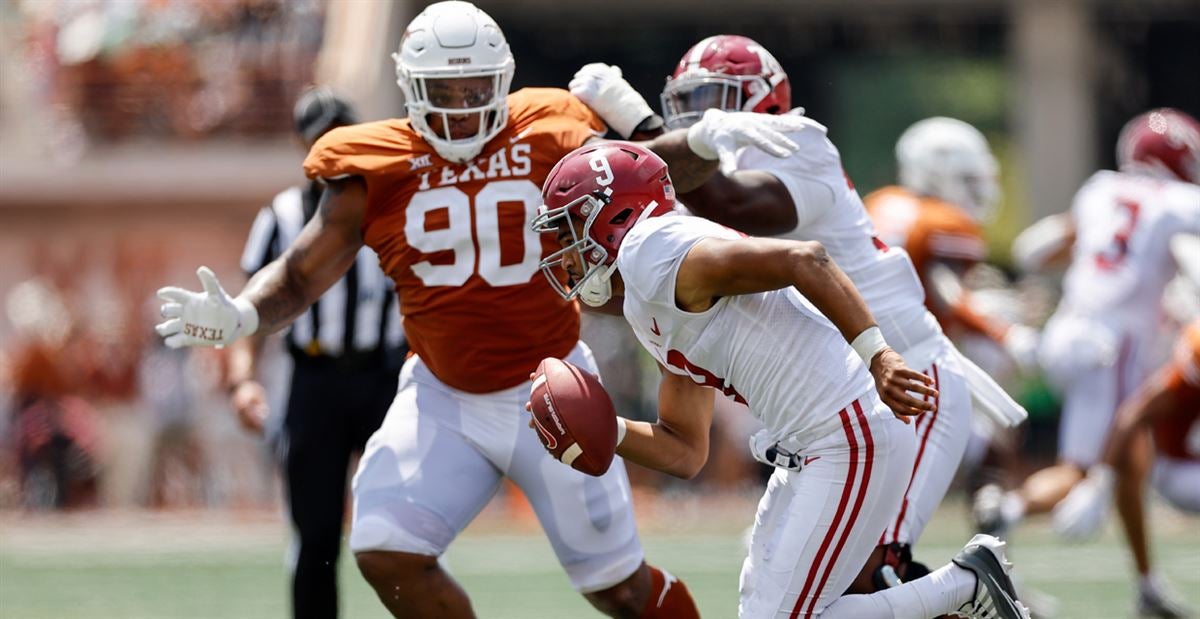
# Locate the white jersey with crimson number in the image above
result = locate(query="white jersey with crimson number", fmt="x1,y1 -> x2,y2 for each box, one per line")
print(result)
617,214 -> 873,452
1062,171 -> 1200,325
1042,171 -> 1200,468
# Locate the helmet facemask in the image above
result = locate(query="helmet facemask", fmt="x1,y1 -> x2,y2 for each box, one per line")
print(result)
661,73 -> 758,130
396,64 -> 513,163
531,193 -> 619,307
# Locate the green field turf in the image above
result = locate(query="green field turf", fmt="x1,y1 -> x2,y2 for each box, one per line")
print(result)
1,498 -> 1197,618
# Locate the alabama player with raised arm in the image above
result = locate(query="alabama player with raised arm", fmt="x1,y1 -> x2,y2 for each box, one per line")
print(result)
530,141 -> 1029,619
983,108 -> 1200,539
152,3 -> 806,617
567,35 -> 1027,591
1053,320 -> 1200,618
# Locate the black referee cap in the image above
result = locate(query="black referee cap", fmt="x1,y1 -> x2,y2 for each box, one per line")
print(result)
294,87 -> 358,144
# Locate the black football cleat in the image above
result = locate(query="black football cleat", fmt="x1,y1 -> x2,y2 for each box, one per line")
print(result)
952,534 -> 1031,619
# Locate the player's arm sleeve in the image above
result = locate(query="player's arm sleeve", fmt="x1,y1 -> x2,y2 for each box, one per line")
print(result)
736,132 -> 837,232
240,206 -> 279,276
554,92 -> 608,151
618,218 -> 734,306
302,127 -> 367,181
1011,213 -> 1075,273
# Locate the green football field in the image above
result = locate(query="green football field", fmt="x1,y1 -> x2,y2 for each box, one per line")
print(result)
1,496 -> 1197,619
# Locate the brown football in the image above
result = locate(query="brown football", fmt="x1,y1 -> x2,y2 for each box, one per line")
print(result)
528,357 -> 618,476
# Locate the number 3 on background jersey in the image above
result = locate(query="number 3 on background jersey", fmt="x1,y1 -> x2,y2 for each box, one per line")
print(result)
1094,198 -> 1140,270
405,180 -> 544,287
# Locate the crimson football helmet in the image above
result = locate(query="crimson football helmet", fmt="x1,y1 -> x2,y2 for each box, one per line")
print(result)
661,35 -> 791,130
532,142 -> 676,306
1116,108 -> 1200,185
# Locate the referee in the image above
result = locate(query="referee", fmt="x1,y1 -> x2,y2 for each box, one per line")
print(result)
226,88 -> 406,619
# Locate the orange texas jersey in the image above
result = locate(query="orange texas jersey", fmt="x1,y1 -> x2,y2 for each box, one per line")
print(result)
1154,321 -> 1200,461
866,185 -> 989,329
865,186 -> 987,278
304,88 -> 604,394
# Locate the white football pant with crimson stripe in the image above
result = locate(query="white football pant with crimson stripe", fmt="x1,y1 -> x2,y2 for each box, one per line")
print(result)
740,396 -> 916,617
880,335 -> 972,547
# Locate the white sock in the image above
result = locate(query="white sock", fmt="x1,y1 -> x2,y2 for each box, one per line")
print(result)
1001,491 -> 1027,526
1139,571 -> 1164,595
821,563 -> 976,619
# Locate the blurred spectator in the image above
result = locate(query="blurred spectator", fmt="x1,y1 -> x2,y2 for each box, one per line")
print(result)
9,0 -> 325,161
4,278 -> 100,510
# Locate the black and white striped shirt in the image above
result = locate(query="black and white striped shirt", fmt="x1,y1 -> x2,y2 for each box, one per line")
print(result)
240,182 -> 404,357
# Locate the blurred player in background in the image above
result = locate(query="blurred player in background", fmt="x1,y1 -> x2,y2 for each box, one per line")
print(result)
532,141 -> 1030,619
866,118 -> 1038,370
153,2 -> 804,616
980,109 -> 1200,543
1054,320 -> 1200,619
568,35 -> 1027,591
225,88 -> 406,619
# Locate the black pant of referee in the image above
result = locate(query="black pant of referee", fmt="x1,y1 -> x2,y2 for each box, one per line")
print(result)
278,347 -> 403,619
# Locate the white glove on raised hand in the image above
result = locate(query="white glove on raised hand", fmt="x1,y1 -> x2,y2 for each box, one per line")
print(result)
687,108 -> 807,169
569,63 -> 659,139
156,266 -> 258,349
1003,323 -> 1041,373
1052,464 -> 1114,541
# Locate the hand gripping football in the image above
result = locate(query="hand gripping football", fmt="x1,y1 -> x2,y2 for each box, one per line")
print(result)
528,357 -> 618,476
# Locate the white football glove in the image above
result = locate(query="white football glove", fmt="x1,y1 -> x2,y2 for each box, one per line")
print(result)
687,108 -> 806,169
1052,464 -> 1114,541
569,62 -> 659,139
1002,323 -> 1041,373
156,266 -> 258,349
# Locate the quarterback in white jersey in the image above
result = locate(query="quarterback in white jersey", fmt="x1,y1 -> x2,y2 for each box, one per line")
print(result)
998,108 -> 1200,535
531,142 -> 1029,619
569,34 -> 1026,586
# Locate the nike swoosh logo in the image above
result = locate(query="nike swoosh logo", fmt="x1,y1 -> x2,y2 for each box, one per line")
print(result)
804,455 -> 821,466
650,317 -> 661,337
510,128 -> 533,143
657,570 -> 678,608
531,413 -> 557,449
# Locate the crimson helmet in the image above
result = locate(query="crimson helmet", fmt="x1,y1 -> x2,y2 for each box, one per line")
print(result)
531,142 -> 676,306
661,35 -> 791,130
1116,108 -> 1200,185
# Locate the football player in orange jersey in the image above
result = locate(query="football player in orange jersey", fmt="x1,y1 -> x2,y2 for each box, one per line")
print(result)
1053,320 -> 1200,618
864,118 -> 1039,369
153,2 -> 808,617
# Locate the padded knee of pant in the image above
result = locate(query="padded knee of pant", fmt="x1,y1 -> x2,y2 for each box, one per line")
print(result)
349,500 -> 455,556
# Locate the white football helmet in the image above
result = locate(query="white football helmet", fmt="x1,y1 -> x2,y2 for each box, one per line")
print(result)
393,1 -> 515,163
896,117 -> 1000,221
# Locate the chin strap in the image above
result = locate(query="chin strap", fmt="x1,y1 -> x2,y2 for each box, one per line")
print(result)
578,262 -> 618,307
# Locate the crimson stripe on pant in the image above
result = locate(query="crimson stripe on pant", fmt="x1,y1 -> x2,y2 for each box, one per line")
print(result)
801,400 -> 876,617
790,406 -> 858,619
886,364 -> 940,544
